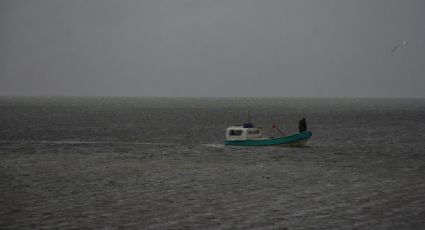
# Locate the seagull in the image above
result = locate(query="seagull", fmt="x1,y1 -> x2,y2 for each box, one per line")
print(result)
391,40 -> 408,53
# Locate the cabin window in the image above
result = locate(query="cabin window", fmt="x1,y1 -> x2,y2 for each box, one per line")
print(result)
248,130 -> 260,134
229,130 -> 243,136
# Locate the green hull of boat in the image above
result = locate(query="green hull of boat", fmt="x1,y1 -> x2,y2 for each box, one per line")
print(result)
225,131 -> 312,147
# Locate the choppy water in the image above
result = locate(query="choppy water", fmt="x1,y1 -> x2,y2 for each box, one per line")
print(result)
0,97 -> 424,229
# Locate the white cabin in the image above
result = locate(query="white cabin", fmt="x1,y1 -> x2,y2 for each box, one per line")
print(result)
225,123 -> 263,141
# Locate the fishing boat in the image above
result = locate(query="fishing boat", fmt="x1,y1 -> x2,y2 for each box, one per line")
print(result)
224,120 -> 312,147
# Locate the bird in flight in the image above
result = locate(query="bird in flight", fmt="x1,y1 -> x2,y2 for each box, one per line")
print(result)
391,40 -> 408,53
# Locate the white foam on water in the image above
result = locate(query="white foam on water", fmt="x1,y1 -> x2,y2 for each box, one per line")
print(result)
202,143 -> 225,148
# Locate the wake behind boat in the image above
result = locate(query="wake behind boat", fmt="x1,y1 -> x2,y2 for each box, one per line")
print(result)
224,118 -> 312,147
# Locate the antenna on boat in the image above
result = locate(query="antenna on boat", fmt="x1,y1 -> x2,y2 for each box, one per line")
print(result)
391,40 -> 408,53
247,111 -> 251,123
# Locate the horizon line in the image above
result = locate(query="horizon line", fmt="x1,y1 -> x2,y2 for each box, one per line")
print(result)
0,95 -> 424,100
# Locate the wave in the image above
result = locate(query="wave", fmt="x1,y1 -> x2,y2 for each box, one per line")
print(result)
202,143 -> 225,148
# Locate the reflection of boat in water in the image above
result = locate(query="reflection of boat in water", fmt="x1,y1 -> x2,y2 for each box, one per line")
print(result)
224,120 -> 312,147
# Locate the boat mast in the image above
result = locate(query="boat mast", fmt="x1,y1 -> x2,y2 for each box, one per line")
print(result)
272,121 -> 285,135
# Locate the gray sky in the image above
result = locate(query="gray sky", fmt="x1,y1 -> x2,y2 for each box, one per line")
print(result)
1,0 -> 424,97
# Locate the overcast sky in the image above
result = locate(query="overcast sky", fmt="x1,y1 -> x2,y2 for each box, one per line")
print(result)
1,0 -> 424,97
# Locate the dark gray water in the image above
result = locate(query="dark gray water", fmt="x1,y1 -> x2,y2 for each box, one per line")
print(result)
1,97 -> 424,229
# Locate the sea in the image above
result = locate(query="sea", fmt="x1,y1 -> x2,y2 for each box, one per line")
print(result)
0,97 -> 424,229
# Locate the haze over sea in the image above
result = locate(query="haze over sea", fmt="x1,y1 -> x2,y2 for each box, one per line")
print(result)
0,97 -> 424,229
